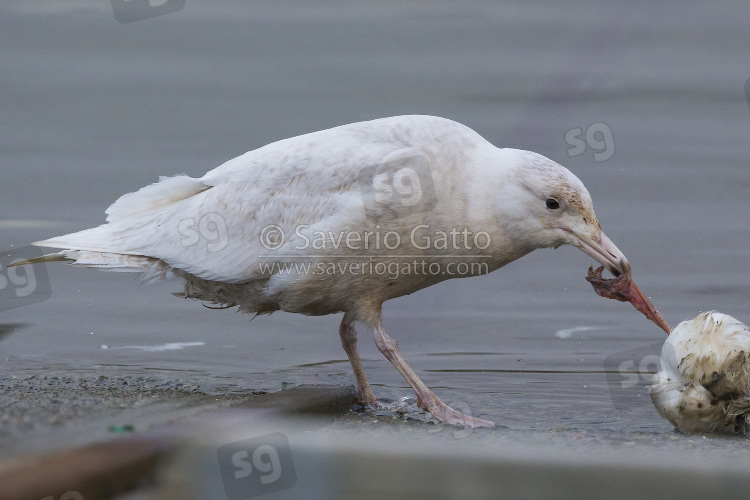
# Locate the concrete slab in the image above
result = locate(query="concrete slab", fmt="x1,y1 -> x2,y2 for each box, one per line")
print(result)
161,423 -> 750,500
0,385 -> 356,500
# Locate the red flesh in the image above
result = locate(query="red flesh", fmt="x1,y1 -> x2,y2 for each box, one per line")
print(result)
585,265 -> 671,335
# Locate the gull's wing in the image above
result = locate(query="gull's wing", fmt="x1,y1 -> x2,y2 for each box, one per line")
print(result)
35,116 -> 483,283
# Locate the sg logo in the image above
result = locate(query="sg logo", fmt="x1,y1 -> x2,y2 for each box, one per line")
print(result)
565,122 -> 615,162
0,246 -> 52,312
177,212 -> 229,252
359,154 -> 437,221
217,432 -> 296,499
111,0 -> 186,24
603,342 -> 663,410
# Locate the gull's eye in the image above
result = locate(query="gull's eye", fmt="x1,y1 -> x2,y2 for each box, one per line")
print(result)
546,198 -> 560,210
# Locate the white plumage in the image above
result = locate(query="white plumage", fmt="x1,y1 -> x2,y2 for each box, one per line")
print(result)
23,115 -> 652,427
651,311 -> 750,434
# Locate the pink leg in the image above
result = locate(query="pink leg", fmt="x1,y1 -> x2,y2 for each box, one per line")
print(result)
373,318 -> 495,428
339,314 -> 377,406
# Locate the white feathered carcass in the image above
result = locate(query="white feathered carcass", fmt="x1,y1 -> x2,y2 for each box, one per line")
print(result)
651,311 -> 750,434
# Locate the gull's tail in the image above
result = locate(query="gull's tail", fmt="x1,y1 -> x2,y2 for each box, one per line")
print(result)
10,174 -> 210,282
8,252 -> 72,266
10,247 -> 172,282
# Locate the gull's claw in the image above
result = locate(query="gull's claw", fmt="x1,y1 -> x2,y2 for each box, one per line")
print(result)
418,394 -> 496,428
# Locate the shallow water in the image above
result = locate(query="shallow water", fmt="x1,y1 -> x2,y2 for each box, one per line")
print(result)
2,0 -> 750,437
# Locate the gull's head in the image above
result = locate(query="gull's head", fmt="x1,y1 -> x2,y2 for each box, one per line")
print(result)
509,150 -> 630,278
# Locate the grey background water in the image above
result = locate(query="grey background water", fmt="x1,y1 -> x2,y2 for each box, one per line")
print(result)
1,1 -> 749,436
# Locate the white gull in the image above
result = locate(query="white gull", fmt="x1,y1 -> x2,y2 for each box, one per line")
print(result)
15,115 -> 661,427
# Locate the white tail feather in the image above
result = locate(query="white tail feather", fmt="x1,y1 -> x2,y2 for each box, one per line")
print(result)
105,175 -> 210,222
64,250 -> 173,282
34,225 -> 113,253
9,250 -> 173,282
27,175 -> 211,282
30,174 -> 213,281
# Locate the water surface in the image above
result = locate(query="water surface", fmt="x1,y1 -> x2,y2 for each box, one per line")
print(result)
2,0 -> 750,437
